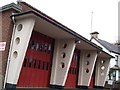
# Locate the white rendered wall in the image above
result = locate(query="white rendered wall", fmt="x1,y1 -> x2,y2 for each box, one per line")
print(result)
95,57 -> 110,87
4,16 -> 35,85
78,50 -> 97,86
50,39 -> 76,86
118,55 -> 120,67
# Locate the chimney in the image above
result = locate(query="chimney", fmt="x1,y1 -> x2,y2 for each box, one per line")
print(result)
115,40 -> 120,46
17,0 -> 23,2
17,0 -> 23,4
90,31 -> 99,38
118,40 -> 120,46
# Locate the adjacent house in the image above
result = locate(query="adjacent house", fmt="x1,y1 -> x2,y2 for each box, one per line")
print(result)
90,32 -> 120,85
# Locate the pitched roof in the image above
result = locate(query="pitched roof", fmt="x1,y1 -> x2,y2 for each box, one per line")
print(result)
91,37 -> 120,55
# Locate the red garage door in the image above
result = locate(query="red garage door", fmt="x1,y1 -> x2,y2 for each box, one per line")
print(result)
89,66 -> 95,88
17,31 -> 54,87
65,49 -> 80,88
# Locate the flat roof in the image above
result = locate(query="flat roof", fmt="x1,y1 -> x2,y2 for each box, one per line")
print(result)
0,3 -> 22,12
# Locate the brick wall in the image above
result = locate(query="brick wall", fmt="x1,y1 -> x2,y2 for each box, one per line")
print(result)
18,2 -> 33,12
0,10 -> 3,89
18,2 -> 41,14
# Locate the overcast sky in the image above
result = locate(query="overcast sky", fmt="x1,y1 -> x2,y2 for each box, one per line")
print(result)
0,0 -> 119,43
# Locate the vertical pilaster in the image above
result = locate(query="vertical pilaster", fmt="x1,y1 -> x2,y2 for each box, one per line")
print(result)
118,1 -> 120,42
78,50 -> 97,87
4,16 -> 35,88
50,39 -> 76,89
95,57 -> 110,87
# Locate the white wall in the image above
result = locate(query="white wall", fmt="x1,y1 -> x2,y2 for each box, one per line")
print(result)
4,16 -> 35,86
118,55 -> 120,67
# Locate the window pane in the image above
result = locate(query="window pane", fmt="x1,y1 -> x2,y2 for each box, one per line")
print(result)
23,58 -> 27,67
38,61 -> 41,69
31,40 -> 35,50
48,44 -> 51,53
39,42 -> 44,52
46,62 -> 49,70
29,58 -> 32,67
36,42 -> 39,51
44,43 -> 48,52
33,59 -> 36,68
42,61 -> 45,70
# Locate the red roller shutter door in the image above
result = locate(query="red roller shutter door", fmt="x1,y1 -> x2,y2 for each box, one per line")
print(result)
17,31 -> 54,87
65,49 -> 80,88
89,66 -> 95,88
89,73 -> 95,88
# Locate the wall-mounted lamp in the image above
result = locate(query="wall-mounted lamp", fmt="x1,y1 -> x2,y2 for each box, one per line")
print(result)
97,51 -> 102,54
75,40 -> 81,44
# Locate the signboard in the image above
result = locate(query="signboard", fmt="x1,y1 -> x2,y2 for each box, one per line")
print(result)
0,42 -> 6,51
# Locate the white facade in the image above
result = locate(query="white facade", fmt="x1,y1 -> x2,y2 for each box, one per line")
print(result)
118,55 -> 120,67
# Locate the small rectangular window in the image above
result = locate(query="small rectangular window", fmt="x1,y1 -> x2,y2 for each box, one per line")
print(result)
42,61 -> 45,70
39,42 -> 44,52
23,58 -> 27,67
29,58 -> 32,67
46,62 -> 49,70
69,68 -> 71,74
38,61 -> 41,69
44,43 -> 48,52
70,67 -> 72,74
48,44 -> 52,53
75,55 -> 78,61
28,41 -> 32,49
33,59 -> 36,68
35,42 -> 39,51
48,42 -> 54,53
31,40 -> 35,50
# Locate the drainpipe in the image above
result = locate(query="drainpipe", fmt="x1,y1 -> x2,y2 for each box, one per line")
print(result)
3,14 -> 16,88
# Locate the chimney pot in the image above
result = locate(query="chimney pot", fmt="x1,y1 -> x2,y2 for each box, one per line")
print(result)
90,31 -> 99,38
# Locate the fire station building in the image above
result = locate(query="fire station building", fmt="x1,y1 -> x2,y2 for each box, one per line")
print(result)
0,1 -> 113,89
